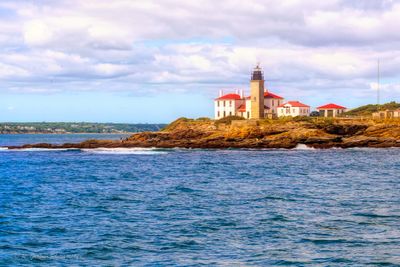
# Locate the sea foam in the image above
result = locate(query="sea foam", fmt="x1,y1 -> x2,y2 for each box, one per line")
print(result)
82,147 -> 168,155
293,144 -> 315,150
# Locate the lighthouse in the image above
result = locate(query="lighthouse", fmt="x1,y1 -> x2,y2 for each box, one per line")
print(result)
250,64 -> 265,119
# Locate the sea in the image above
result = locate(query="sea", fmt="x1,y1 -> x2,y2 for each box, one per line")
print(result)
1,134 -> 400,266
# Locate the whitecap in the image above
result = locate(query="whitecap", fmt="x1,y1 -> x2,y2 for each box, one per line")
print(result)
0,147 -> 8,151
82,147 -> 168,155
293,144 -> 315,150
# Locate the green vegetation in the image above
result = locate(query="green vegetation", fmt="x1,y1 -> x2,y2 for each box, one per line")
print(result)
162,117 -> 212,131
0,122 -> 166,134
162,117 -> 193,131
215,115 -> 244,125
344,101 -> 400,117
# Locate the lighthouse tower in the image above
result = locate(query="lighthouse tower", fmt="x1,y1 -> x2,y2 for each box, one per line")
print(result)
250,64 -> 265,119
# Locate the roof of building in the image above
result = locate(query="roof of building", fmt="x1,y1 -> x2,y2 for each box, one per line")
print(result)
215,93 -> 241,100
264,91 -> 283,99
317,103 -> 346,109
278,101 -> 310,108
244,91 -> 283,100
216,90 -> 283,101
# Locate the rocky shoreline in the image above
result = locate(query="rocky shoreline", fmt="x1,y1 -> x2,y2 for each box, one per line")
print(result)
5,117 -> 400,150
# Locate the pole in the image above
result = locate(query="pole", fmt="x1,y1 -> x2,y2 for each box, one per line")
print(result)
377,59 -> 380,106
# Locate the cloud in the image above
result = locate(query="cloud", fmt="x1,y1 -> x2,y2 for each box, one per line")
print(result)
0,0 -> 399,108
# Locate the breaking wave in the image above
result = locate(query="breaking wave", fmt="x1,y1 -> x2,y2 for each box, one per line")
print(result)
293,144 -> 315,150
81,147 -> 169,155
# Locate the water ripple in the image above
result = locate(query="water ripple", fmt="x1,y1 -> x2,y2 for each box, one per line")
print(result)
1,144 -> 400,265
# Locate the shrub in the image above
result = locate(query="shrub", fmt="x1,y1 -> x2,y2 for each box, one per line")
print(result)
196,117 -> 211,121
162,117 -> 193,131
216,115 -> 245,125
292,116 -> 313,122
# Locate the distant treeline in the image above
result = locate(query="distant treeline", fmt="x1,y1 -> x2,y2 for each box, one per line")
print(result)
0,122 -> 167,134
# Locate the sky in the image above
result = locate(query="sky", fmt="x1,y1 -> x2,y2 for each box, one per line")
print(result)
0,0 -> 399,123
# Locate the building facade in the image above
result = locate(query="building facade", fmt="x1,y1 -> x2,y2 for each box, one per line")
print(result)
372,109 -> 400,119
277,101 -> 310,117
317,103 -> 346,117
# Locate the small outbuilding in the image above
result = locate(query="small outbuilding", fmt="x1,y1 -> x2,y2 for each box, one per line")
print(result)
372,109 -> 400,119
277,101 -> 310,117
317,103 -> 346,117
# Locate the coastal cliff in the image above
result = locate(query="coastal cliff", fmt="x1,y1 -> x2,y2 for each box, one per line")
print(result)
7,117 -> 400,149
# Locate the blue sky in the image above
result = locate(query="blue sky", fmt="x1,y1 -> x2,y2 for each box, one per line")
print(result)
0,0 -> 399,123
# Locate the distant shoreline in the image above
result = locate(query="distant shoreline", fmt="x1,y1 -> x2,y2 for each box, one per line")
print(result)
0,132 -> 134,135
0,122 -> 167,135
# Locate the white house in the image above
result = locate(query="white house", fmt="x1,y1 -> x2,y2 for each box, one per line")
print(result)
214,92 -> 245,119
317,103 -> 347,117
215,91 -> 284,119
277,101 -> 310,117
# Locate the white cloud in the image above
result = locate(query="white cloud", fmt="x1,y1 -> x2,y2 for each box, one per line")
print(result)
0,0 -> 399,107
23,20 -> 53,45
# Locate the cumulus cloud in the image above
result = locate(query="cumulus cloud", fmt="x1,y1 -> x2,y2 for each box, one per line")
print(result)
0,0 -> 400,107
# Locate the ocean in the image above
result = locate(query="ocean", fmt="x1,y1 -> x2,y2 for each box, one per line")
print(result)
1,134 -> 400,266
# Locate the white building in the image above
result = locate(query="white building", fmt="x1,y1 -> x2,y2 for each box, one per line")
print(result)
214,65 -> 284,120
317,103 -> 346,117
214,91 -> 284,119
214,92 -> 244,119
277,101 -> 310,117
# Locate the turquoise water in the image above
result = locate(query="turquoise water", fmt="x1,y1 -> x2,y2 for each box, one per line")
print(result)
1,135 -> 400,266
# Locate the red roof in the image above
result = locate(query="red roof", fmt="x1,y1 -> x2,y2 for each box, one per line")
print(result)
245,91 -> 283,100
264,92 -> 283,99
317,103 -> 346,109
278,101 -> 310,108
238,103 -> 246,112
215,93 -> 241,100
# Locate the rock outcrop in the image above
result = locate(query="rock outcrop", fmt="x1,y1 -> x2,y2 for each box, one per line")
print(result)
6,117 -> 400,149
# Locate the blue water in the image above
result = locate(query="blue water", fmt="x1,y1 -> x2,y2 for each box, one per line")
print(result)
0,133 -> 130,147
1,135 -> 400,266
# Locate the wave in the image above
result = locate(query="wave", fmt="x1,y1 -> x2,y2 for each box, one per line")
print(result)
0,147 -> 8,151
81,147 -> 169,155
293,144 -> 315,150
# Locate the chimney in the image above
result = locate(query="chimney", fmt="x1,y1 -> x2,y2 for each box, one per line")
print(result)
240,90 -> 244,98
219,90 -> 223,97
235,89 -> 239,95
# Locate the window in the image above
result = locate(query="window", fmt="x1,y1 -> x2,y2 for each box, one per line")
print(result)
217,101 -> 219,107
247,112 -> 250,118
223,101 -> 226,107
229,101 -> 232,107
229,111 -> 232,116
286,108 -> 290,114
272,100 -> 274,106
223,111 -> 226,117
217,111 -> 220,117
